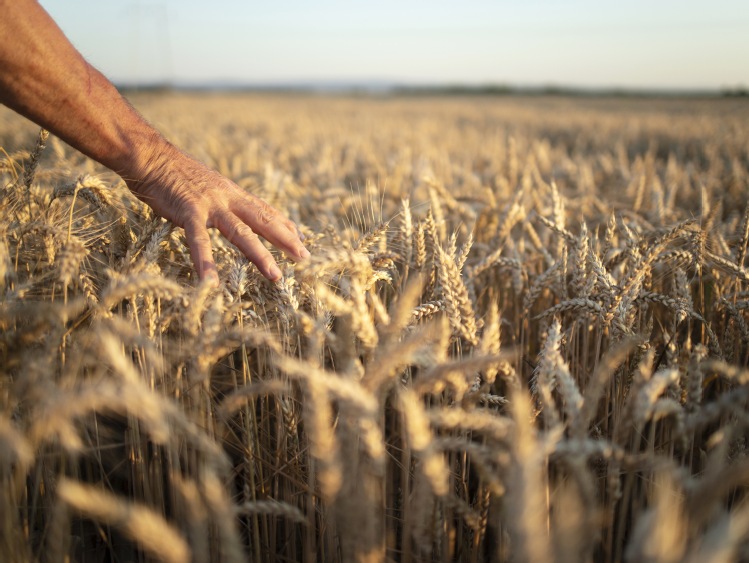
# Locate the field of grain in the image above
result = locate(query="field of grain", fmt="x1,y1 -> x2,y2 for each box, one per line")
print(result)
1,93 -> 749,562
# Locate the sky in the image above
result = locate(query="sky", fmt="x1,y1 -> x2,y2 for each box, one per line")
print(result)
41,0 -> 749,91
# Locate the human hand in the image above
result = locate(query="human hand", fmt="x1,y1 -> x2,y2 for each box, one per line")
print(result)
0,0 -> 307,286
125,143 -> 308,286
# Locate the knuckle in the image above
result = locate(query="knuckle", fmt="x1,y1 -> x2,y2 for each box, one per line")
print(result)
184,222 -> 210,244
237,223 -> 258,241
226,219 -> 258,246
255,201 -> 277,225
191,233 -> 212,249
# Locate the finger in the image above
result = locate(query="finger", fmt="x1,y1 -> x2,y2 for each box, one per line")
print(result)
213,210 -> 282,281
280,215 -> 302,238
234,198 -> 309,262
183,218 -> 219,287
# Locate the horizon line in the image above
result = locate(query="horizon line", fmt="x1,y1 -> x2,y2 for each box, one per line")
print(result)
114,79 -> 749,98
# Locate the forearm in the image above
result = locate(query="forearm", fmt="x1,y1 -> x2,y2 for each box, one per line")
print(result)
0,0 -> 169,179
0,0 -> 308,283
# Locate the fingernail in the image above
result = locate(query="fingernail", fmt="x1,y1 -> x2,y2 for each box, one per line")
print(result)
299,247 -> 311,260
268,264 -> 282,280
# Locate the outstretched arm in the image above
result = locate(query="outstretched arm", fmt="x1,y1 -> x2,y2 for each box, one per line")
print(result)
0,0 -> 308,284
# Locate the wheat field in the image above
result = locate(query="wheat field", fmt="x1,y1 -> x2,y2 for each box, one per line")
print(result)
1,93 -> 749,562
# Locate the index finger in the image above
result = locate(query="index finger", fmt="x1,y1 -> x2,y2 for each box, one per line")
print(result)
183,217 -> 219,287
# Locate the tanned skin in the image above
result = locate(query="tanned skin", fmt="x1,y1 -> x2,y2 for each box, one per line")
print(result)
0,0 -> 309,285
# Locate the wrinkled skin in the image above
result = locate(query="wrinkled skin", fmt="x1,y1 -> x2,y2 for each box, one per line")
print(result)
127,142 -> 309,284
0,0 -> 308,285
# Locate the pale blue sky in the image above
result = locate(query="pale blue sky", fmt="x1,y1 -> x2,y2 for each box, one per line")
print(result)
41,0 -> 748,90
